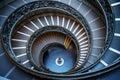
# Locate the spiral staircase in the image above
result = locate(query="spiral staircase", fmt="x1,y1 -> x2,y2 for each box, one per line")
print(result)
0,0 -> 120,80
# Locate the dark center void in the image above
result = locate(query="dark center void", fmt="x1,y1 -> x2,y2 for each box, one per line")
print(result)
42,45 -> 76,73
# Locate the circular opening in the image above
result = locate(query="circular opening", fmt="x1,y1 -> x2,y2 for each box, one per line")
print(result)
41,43 -> 77,73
